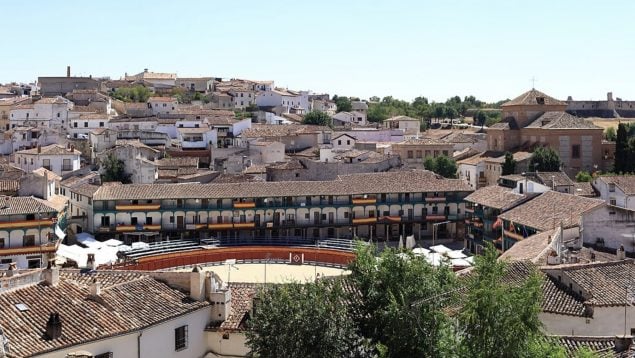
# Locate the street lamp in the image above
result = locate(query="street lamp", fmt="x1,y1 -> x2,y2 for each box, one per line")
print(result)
432,220 -> 452,247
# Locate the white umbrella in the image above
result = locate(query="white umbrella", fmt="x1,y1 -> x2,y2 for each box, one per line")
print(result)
446,250 -> 468,259
405,235 -> 416,249
412,247 -> 430,256
430,244 -> 452,254
398,235 -> 404,249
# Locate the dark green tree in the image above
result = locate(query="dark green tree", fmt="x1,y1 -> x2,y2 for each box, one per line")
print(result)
529,147 -> 561,172
502,152 -> 516,175
111,85 -> 152,102
302,110 -> 331,127
101,154 -> 131,183
615,123 -> 629,173
424,155 -> 457,178
348,244 -> 457,357
474,110 -> 487,127
458,244 -> 544,358
333,95 -> 352,112
604,126 -> 617,141
246,279 -> 370,357
575,171 -> 593,182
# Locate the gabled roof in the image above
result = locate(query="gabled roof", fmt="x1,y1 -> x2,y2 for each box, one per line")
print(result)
0,196 -> 59,216
596,175 -> 635,195
525,111 -> 601,130
16,144 -> 81,156
332,133 -> 357,141
498,190 -> 604,231
384,115 -> 419,122
501,89 -> 566,107
464,185 -> 527,210
534,171 -> 575,188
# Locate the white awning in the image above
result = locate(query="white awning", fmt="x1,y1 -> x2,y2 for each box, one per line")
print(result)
55,224 -> 66,240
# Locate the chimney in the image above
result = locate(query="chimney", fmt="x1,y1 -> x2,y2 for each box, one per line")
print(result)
190,266 -> 205,301
210,287 -> 232,322
6,262 -> 17,277
66,66 -> 71,78
86,253 -> 97,270
89,278 -> 101,296
45,313 -> 62,340
43,260 -> 59,286
614,335 -> 633,353
617,245 -> 626,260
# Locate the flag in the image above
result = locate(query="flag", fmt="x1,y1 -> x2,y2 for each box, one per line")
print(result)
492,217 -> 502,229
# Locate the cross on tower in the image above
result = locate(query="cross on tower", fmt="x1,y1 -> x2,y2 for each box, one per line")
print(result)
531,77 -> 537,89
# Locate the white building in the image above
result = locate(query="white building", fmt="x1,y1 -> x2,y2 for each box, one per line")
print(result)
68,112 -> 109,138
256,88 -> 310,114
177,127 -> 218,150
0,196 -> 63,268
148,96 -> 178,115
0,268 -> 214,358
248,140 -> 285,164
384,115 -> 421,138
14,144 -> 81,176
9,96 -> 72,130
97,140 -> 160,184
332,111 -> 367,126
60,172 -> 101,233
592,175 -> 635,209
229,89 -> 256,109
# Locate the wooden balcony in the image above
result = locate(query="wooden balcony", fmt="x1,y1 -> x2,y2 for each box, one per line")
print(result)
233,222 -> 256,229
186,224 -> 208,230
352,217 -> 377,225
208,223 -> 234,230
379,216 -> 401,223
144,224 -> 161,231
233,201 -> 256,209
0,219 -> 54,229
504,230 -> 524,241
115,204 -> 161,211
116,225 -> 137,232
0,242 -> 58,256
352,198 -> 377,205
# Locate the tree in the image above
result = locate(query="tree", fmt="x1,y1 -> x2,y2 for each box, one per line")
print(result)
303,110 -> 331,127
101,154 -> 131,183
575,171 -> 593,182
246,279 -> 371,357
458,244 -> 544,358
333,95 -> 352,112
348,244 -> 457,357
604,126 -> 617,141
424,155 -> 458,178
530,146 -> 561,172
110,85 -> 151,102
615,123 -> 629,173
501,152 -> 516,175
474,110 -> 487,127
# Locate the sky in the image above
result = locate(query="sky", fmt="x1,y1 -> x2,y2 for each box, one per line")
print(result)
2,0 -> 635,103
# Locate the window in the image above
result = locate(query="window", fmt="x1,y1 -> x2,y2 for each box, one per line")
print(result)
609,183 -> 615,192
99,122 -> 104,127
101,216 -> 111,227
347,140 -> 351,145
407,150 -> 413,159
338,140 -> 342,145
131,217 -> 138,225
610,198 -> 616,206
169,216 -> 174,223
23,235 -> 35,246
62,159 -> 72,171
416,150 -> 422,158
146,217 -> 152,225
57,113 -> 60,118
0,238 -> 4,248
73,122 -> 78,128
572,145 -> 580,159
175,325 -> 188,351
84,122 -> 88,128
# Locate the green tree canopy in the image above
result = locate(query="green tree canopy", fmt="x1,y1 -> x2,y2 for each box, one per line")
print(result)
502,152 -> 516,175
101,154 -> 131,183
333,95 -> 353,112
302,110 -> 331,127
246,279 -> 371,357
110,85 -> 151,102
615,123 -> 629,173
424,155 -> 458,178
575,170 -> 593,182
530,146 -> 561,172
604,126 -> 617,141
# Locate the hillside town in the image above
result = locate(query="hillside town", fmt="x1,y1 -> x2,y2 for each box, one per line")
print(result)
1,66 -> 635,357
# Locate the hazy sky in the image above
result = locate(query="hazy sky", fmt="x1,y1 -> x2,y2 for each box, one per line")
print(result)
3,0 -> 634,103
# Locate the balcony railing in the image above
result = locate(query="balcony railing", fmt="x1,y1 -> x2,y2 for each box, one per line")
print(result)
425,215 -> 447,221
233,201 -> 256,209
425,197 -> 446,203
352,198 -> 377,205
115,204 -> 161,211
352,217 -> 377,224
0,219 -> 54,229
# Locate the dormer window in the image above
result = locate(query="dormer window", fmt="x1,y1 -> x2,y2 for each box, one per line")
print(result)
536,97 -> 545,105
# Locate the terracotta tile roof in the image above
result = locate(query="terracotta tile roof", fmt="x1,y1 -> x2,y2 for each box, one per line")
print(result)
241,124 -> 332,138
94,170 -> 473,201
17,144 -> 81,156
499,229 -> 557,263
148,96 -> 177,103
541,275 -> 587,316
210,173 -> 264,184
208,283 -> 258,332
498,191 -> 604,230
464,185 -> 526,210
395,138 -> 450,146
554,335 -> 635,357
502,89 -> 566,107
597,175 -> 635,195
32,167 -> 62,181
0,196 -> 59,216
155,157 -> 198,168
36,96 -> 69,105
534,171 -> 575,188
0,270 -> 209,357
574,182 -> 597,197
525,111 -> 601,129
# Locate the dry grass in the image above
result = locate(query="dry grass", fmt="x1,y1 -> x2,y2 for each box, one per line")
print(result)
591,118 -> 635,130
